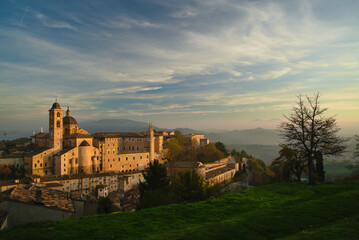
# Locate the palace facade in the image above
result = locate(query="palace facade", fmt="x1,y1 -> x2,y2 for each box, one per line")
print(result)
24,101 -> 163,176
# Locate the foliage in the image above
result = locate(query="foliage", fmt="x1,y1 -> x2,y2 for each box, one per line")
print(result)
172,170 -> 206,202
279,93 -> 348,184
138,160 -> 172,209
197,143 -> 225,163
96,197 -> 113,214
354,134 -> 359,158
0,165 -> 26,180
165,131 -> 225,163
215,141 -> 228,157
139,160 -> 170,196
2,180 -> 359,240
271,144 -> 306,182
246,158 -> 275,186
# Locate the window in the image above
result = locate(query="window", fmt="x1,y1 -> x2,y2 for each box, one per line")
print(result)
126,157 -> 128,160
57,121 -> 60,128
40,163 -> 42,167
45,163 -> 47,167
57,112 -> 60,117
118,158 -> 121,161
133,156 -> 135,160
64,164 -> 66,167
140,156 -> 142,159
34,164 -> 37,168
128,147 -> 131,150
132,146 -> 134,150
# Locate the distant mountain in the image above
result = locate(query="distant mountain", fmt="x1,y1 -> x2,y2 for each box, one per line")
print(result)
205,128 -> 281,146
78,119 -> 201,135
227,144 -> 280,165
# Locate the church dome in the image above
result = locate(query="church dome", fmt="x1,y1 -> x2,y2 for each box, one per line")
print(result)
51,102 -> 61,109
63,116 -> 78,125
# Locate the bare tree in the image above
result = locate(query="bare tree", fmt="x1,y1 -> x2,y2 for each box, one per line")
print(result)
279,93 -> 347,184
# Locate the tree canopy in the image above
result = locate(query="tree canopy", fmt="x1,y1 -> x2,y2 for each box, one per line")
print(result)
279,93 -> 347,184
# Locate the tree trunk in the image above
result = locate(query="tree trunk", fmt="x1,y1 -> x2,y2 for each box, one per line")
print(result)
307,155 -> 315,185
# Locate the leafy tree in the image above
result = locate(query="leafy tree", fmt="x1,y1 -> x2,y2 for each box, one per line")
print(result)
247,158 -> 275,186
271,145 -> 306,182
139,160 -> 170,196
279,93 -> 347,184
347,135 -> 359,176
138,160 -> 171,208
165,138 -> 183,161
215,142 -> 229,157
97,197 -> 113,214
354,134 -> 359,158
173,170 -> 206,202
197,144 -> 225,163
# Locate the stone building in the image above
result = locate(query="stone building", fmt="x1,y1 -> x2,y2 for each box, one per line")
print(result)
24,101 -> 163,176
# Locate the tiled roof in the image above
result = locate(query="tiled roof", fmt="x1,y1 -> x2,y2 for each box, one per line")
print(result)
54,147 -> 76,156
167,161 -> 203,168
64,133 -> 93,139
24,147 -> 53,157
34,132 -> 49,139
79,140 -> 90,146
205,164 -> 236,180
3,186 -> 74,212
93,132 -> 148,139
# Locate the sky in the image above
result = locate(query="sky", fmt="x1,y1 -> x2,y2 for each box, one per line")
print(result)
0,0 -> 359,133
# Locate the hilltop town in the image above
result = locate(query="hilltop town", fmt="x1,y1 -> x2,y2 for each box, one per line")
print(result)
0,101 -> 239,229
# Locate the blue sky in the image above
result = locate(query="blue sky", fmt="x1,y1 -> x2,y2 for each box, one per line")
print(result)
0,0 -> 359,133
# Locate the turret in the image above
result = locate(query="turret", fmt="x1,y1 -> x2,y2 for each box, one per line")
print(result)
148,123 -> 155,161
49,101 -> 63,152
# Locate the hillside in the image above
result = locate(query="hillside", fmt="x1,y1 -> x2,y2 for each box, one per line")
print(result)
1,179 -> 359,239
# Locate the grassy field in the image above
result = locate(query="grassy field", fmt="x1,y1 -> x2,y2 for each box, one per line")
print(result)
1,179 -> 359,240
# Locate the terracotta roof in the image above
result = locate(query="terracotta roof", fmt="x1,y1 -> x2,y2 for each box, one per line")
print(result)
79,140 -> 90,147
54,147 -> 76,156
93,132 -> 147,139
205,164 -> 236,179
24,147 -> 53,157
64,133 -> 93,139
45,182 -> 63,188
34,132 -> 49,139
167,161 -> 203,168
2,186 -> 74,212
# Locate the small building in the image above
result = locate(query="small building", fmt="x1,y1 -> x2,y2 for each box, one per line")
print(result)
0,186 -> 74,228
97,184 -> 108,198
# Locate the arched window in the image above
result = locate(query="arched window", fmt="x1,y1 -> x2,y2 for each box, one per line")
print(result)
56,121 -> 60,128
57,112 -> 60,117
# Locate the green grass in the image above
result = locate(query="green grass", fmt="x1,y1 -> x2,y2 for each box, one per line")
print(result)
1,179 -> 359,240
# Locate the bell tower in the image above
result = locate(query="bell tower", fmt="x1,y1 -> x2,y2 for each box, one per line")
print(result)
147,123 -> 155,161
49,101 -> 63,152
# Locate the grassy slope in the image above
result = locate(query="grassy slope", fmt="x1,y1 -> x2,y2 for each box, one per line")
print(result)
1,180 -> 359,240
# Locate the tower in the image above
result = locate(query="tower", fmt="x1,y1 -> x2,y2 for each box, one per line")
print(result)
148,123 -> 155,161
49,101 -> 63,152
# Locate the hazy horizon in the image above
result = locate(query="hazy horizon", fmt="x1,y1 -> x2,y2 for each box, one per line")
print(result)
1,1 -> 359,134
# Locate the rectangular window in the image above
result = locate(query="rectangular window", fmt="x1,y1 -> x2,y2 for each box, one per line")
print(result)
118,158 -> 121,161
